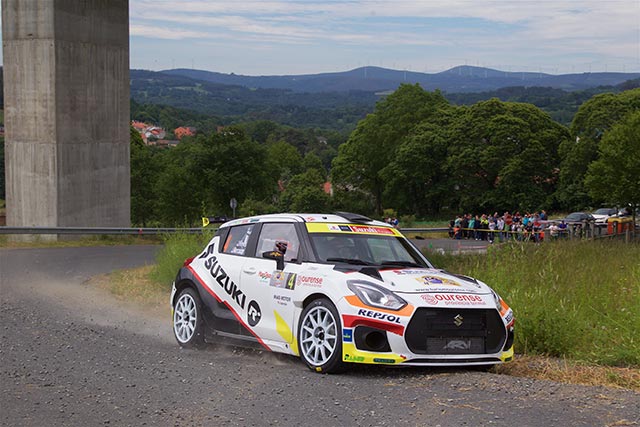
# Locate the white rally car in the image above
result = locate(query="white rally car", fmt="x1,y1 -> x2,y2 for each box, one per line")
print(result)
171,212 -> 514,373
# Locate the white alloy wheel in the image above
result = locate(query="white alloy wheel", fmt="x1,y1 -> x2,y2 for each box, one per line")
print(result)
173,288 -> 204,347
299,299 -> 343,372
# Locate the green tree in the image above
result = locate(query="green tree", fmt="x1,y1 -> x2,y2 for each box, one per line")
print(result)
380,117 -> 454,216
331,84 -> 450,214
557,88 -> 640,210
153,128 -> 275,224
266,140 -> 303,183
279,169 -> 330,213
130,128 -> 158,226
585,110 -> 640,214
447,99 -> 568,212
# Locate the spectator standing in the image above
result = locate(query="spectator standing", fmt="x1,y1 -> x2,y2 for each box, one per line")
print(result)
497,216 -> 505,241
488,219 -> 496,243
474,215 -> 481,240
461,214 -> 470,239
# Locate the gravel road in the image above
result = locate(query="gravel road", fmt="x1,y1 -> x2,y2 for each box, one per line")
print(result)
1,246 -> 638,427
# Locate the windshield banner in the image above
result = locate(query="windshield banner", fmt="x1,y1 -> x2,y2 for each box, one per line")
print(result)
306,223 -> 402,236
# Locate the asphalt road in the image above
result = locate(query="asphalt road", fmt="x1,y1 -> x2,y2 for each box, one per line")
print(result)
1,246 -> 638,427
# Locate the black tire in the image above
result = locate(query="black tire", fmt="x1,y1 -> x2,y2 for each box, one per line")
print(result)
172,287 -> 205,348
297,298 -> 344,373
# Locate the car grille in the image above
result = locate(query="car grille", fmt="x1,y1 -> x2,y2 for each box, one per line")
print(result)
405,308 -> 506,355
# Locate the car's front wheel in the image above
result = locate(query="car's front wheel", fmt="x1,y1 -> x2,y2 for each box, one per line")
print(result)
298,298 -> 344,373
173,287 -> 205,348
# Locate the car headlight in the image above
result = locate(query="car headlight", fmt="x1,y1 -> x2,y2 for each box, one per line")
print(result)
491,289 -> 502,307
347,280 -> 407,311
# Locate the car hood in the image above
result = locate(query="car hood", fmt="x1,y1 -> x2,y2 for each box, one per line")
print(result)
368,268 -> 491,294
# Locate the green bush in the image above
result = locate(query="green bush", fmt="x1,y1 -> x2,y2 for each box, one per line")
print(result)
424,240 -> 640,367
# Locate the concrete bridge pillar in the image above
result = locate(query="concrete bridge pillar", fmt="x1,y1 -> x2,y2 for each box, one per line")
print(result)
2,0 -> 130,232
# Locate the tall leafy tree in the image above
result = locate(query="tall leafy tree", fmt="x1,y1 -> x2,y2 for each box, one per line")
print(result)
447,99 -> 568,212
585,110 -> 640,214
380,113 -> 456,215
154,127 -> 275,224
331,84 -> 450,214
557,88 -> 640,210
130,127 -> 158,226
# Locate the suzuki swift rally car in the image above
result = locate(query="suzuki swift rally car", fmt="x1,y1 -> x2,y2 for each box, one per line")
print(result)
170,213 -> 514,373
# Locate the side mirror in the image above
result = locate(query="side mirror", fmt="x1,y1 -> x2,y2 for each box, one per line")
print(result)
262,251 -> 285,271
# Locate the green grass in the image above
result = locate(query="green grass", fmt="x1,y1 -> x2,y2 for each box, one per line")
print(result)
150,231 -> 214,286
425,240 -> 640,367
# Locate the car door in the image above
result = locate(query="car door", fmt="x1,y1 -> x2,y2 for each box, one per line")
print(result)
209,223 -> 258,336
240,222 -> 305,350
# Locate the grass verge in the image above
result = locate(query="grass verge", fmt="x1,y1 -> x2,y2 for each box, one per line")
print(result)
426,240 -> 640,367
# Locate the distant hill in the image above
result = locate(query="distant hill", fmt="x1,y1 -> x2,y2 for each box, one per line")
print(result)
129,69 -> 378,131
162,65 -> 640,94
130,68 -> 639,129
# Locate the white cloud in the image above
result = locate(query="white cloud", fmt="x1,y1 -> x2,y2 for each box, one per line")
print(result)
128,0 -> 640,73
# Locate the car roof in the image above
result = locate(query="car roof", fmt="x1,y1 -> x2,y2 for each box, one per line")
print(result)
219,213 -> 391,229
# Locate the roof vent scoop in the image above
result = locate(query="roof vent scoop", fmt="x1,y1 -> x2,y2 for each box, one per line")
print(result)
334,211 -> 373,223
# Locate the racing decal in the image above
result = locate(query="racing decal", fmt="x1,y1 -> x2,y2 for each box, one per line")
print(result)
342,342 -> 405,364
306,223 -> 402,236
344,295 -> 414,317
390,269 -> 430,275
186,265 -> 270,351
198,242 -> 216,259
203,256 -> 246,309
415,276 -> 460,287
285,273 -> 296,290
273,294 -> 291,306
247,300 -> 262,327
357,309 -> 401,324
342,328 -> 353,343
296,275 -> 323,287
258,271 -> 272,283
274,311 -> 298,354
503,308 -> 514,326
270,272 -> 297,290
269,271 -> 285,287
420,293 -> 490,306
342,314 -> 405,336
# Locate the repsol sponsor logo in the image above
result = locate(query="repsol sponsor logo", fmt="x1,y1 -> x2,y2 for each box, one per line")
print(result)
203,256 -> 246,309
357,309 -> 401,324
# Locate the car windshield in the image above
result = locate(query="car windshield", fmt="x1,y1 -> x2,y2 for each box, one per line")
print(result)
309,232 -> 431,268
594,208 -> 616,215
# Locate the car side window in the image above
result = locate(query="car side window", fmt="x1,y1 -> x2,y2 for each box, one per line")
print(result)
222,224 -> 255,256
255,223 -> 300,262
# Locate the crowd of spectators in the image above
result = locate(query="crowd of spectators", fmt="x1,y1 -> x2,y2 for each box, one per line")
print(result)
448,211 -> 562,242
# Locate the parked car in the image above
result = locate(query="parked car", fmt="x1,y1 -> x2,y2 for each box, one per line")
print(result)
592,208 -> 618,225
560,212 -> 596,223
170,212 -> 515,373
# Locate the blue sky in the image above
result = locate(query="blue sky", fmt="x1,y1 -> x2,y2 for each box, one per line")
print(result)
2,1 -> 639,76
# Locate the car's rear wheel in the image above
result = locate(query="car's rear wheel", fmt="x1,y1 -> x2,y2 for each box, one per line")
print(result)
298,298 -> 344,373
173,287 -> 205,348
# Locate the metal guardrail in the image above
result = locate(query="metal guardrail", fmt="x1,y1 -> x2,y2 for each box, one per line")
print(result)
0,226 -> 204,235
